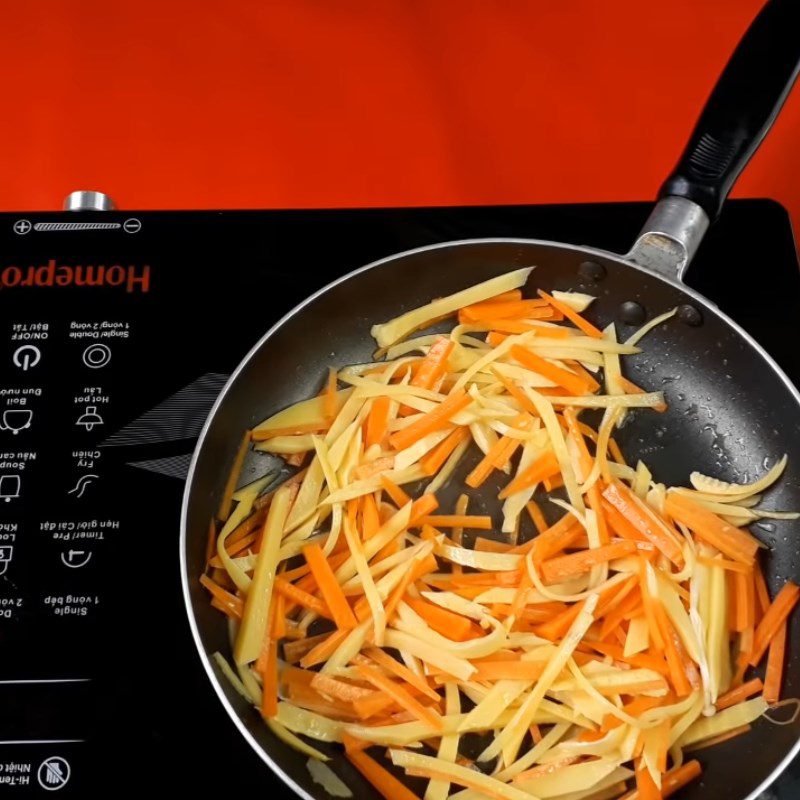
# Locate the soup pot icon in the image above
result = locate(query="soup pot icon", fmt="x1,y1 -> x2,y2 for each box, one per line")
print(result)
0,409 -> 33,434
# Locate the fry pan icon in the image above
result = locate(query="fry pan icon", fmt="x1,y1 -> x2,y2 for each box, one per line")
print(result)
0,409 -> 32,434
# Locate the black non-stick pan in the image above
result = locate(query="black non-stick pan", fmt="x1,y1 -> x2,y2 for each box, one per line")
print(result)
182,2 -> 800,798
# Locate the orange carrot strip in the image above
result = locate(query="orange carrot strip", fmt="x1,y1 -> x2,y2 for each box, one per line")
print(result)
362,493 -> 381,539
665,493 -> 759,565
382,567 -> 418,623
346,748 -> 420,800
582,641 -> 670,677
199,574 -> 244,618
654,602 -> 693,696
474,537 -> 513,553
510,344 -> 591,395
411,336 -> 454,390
535,602 -> 584,641
531,514 -> 584,561
406,597 -> 473,642
604,482 -> 684,567
389,391 -> 471,451
380,475 -> 412,507
299,629 -> 350,669
715,677 -> 764,711
366,396 -> 392,449
540,541 -> 638,584
498,450 -> 560,500
361,649 -> 440,702
459,298 -> 550,322
634,759 -> 661,800
471,660 -> 546,681
273,577 -> 333,620
418,514 -> 492,530
526,501 -> 548,534
310,673 -> 374,703
420,427 -> 469,476
564,360 -> 601,394
303,544 -> 358,630
750,581 -> 800,665
408,494 -> 440,527
763,621 -> 787,704
283,633 -> 330,663
489,366 -> 540,416
753,562 -> 771,619
638,561 -> 665,651
618,376 -> 667,412
608,438 -> 627,466
530,724 -> 543,744
662,761 -> 702,798
465,414 -> 532,488
538,289 -> 604,338
355,664 -> 443,730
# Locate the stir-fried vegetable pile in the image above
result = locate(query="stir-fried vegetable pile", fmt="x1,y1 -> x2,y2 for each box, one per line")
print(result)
202,268 -> 799,800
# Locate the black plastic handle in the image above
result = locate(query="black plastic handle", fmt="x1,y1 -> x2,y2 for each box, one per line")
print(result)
659,0 -> 800,220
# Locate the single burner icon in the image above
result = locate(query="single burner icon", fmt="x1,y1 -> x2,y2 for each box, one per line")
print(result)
76,406 -> 104,431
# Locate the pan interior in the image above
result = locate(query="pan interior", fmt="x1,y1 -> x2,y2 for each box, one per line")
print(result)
183,239 -> 800,800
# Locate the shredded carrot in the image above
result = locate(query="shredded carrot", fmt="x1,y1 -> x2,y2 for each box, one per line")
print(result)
417,514 -> 492,530
356,664 -> 443,730
604,481 -> 684,567
389,390 -> 471,451
420,426 -> 469,476
346,748 -> 420,800
324,367 -> 338,421
366,396 -> 392,449
510,344 -> 593,396
540,540 -> 638,584
634,759 -> 661,800
498,450 -> 560,500
299,629 -> 350,669
273,577 -> 333,619
538,289 -> 604,338
406,597 -> 473,641
411,336 -> 454,390
715,677 -> 764,711
526,500 -> 548,534
763,620 -> 787,704
665,492 -> 759,565
380,474 -> 412,507
459,298 -> 551,322
750,581 -> 799,665
303,544 -> 358,630
361,649 -> 440,701
466,414 -> 533,488
199,574 -> 244,619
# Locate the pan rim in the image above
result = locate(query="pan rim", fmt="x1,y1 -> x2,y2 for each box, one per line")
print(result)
179,235 -> 800,800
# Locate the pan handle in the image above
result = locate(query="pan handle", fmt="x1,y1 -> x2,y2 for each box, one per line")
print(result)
627,0 -> 800,280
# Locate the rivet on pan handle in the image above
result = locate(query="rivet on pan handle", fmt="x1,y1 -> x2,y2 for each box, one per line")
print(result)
627,0 -> 800,281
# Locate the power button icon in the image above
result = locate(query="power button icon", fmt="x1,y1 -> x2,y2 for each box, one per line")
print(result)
12,344 -> 41,371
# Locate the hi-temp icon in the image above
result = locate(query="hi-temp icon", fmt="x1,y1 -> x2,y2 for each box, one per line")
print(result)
75,406 -> 104,431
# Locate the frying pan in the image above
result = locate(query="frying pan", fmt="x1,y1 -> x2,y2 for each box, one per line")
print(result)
182,2 -> 800,798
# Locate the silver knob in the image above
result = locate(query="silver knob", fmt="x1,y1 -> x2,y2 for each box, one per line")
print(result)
63,191 -> 116,212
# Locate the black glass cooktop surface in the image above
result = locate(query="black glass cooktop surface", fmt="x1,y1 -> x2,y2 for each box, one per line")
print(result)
0,200 -> 797,798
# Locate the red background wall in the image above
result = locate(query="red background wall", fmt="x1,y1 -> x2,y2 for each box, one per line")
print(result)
3,1 -> 799,240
